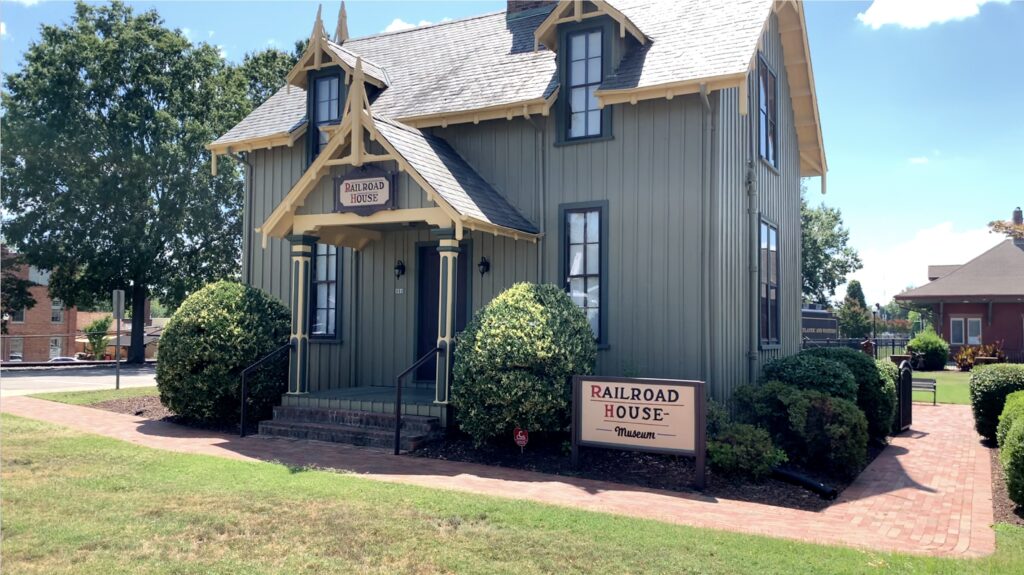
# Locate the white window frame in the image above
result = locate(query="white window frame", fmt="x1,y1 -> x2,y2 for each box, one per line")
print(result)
51,299 -> 64,323
950,317 -> 964,345
8,337 -> 24,360
49,337 -> 62,359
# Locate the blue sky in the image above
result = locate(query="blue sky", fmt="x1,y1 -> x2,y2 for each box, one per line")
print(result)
2,0 -> 1022,305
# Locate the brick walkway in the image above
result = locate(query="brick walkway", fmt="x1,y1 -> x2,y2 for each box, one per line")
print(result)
0,396 -> 994,557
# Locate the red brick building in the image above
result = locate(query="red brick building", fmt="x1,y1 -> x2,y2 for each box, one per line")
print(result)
2,259 -> 78,362
896,208 -> 1024,362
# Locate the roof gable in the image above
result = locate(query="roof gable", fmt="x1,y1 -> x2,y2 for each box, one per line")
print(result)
897,240 -> 1024,301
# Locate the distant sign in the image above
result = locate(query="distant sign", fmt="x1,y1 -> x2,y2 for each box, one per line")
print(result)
334,166 -> 395,216
571,376 -> 705,488
802,307 -> 838,341
514,427 -> 529,448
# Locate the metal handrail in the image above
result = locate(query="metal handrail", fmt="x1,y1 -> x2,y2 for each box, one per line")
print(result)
394,346 -> 441,455
240,341 -> 293,438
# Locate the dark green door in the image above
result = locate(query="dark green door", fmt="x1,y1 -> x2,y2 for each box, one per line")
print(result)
416,244 -> 469,381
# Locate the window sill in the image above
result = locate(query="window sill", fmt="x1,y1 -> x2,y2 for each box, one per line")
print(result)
759,342 -> 782,351
310,336 -> 343,344
759,156 -> 780,176
555,134 -> 614,147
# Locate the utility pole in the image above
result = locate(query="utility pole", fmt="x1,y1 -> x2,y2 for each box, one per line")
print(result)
113,289 -> 124,390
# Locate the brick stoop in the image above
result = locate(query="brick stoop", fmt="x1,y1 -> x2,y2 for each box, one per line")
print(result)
257,406 -> 442,452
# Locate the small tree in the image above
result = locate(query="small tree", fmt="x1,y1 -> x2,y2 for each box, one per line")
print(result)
82,315 -> 113,359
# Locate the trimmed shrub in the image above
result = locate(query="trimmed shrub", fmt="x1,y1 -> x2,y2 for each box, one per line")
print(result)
907,328 -> 950,371
969,364 -> 1024,441
735,381 -> 868,478
452,283 -> 597,445
998,391 -> 1024,448
761,354 -> 857,401
1001,418 -> 1024,506
706,398 -> 730,438
708,423 -> 787,482
157,281 -> 290,425
803,347 -> 895,441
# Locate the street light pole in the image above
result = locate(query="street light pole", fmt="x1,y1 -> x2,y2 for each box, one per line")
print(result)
113,289 -> 125,390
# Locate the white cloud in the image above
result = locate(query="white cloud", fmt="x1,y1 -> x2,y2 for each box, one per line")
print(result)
266,38 -> 278,47
217,45 -> 227,59
1,22 -> 6,37
908,156 -> 930,164
847,222 -> 1003,306
181,27 -> 192,40
207,30 -> 215,38
382,17 -> 452,33
7,0 -> 42,6
857,0 -> 1010,30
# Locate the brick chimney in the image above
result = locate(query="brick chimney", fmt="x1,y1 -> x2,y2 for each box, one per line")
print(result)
507,1 -> 552,19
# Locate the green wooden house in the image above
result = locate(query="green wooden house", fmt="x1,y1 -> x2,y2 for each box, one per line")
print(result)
208,0 -> 827,447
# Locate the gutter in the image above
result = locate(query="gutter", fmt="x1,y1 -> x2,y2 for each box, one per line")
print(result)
745,84 -> 760,386
699,84 -> 714,390
229,152 -> 254,285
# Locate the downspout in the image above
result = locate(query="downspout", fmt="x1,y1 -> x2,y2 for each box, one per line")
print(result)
745,83 -> 760,386
349,250 -> 360,386
699,85 -> 715,391
229,152 -> 254,285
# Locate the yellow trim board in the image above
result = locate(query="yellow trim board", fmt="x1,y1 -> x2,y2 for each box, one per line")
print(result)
207,125 -> 307,156
534,0 -> 647,51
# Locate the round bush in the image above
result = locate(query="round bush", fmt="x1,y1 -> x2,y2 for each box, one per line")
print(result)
803,348 -> 894,441
708,423 -> 787,482
997,391 -> 1024,448
157,281 -> 290,425
761,354 -> 857,401
907,328 -> 950,371
969,364 -> 1024,442
1001,418 -> 1024,507
452,283 -> 597,445
735,381 -> 868,478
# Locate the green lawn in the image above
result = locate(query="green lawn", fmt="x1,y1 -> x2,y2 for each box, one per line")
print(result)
1,414 -> 1022,574
28,386 -> 159,406
914,370 -> 971,405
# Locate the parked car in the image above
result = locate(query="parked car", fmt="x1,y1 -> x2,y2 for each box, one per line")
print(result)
8,353 -> 23,362
47,356 -> 80,363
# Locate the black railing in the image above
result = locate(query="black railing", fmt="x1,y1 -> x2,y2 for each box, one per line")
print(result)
239,341 -> 293,438
802,337 -> 910,360
394,346 -> 441,455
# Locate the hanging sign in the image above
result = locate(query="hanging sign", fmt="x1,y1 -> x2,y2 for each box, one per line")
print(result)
334,166 -> 395,216
571,376 -> 706,489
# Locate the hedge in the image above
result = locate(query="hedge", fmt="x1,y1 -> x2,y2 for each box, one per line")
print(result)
803,347 -> 895,441
451,283 -> 596,445
760,354 -> 858,401
157,281 -> 290,425
707,423 -> 787,482
1001,418 -> 1024,506
907,328 -> 949,371
969,364 -> 1024,442
997,391 -> 1024,448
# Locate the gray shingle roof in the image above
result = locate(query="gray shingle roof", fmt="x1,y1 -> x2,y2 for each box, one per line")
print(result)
897,240 -> 1024,300
600,0 -> 774,91
374,116 -> 538,234
211,86 -> 306,148
927,265 -> 961,281
324,40 -> 391,86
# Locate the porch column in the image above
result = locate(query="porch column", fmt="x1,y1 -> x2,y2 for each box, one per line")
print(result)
435,236 -> 461,403
287,234 -> 317,394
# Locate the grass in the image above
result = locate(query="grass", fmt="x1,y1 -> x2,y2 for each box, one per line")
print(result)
2,414 -> 1023,574
913,370 -> 971,405
28,386 -> 159,406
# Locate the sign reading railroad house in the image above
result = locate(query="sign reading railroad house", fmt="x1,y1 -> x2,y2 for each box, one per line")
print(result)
334,166 -> 395,216
572,376 -> 706,488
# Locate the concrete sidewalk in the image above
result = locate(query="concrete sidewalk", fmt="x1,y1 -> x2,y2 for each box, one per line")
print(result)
0,396 -> 995,558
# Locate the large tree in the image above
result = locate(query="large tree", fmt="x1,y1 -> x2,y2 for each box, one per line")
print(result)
1,1 -> 250,361
801,193 -> 862,305
238,41 -> 303,109
836,280 -> 872,339
1,249 -> 36,334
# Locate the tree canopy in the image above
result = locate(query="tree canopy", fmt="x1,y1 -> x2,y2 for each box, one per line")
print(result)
801,193 -> 862,305
1,249 -> 36,334
1,1 -> 297,360
837,280 -> 872,339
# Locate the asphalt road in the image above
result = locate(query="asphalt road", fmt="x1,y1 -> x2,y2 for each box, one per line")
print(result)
0,364 -> 157,397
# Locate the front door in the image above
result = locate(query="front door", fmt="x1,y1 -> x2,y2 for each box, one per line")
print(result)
416,243 -> 469,381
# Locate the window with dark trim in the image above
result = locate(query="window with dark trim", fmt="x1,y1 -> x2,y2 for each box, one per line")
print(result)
758,55 -> 778,168
566,28 -> 605,139
308,72 -> 341,162
310,243 -> 339,338
759,219 -> 780,345
51,299 -> 64,324
11,308 -> 24,323
563,205 -> 605,342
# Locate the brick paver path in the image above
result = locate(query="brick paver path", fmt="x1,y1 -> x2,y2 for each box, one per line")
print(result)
1,396 -> 994,557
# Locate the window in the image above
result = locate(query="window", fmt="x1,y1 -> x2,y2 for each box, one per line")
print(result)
566,28 -> 605,140
8,337 -> 23,360
11,308 -> 25,323
51,299 -> 64,323
563,205 -> 605,342
952,317 -> 982,345
309,73 -> 341,161
968,318 -> 982,345
759,220 -> 780,345
758,55 -> 778,168
49,337 -> 62,359
950,318 -> 964,345
310,243 -> 339,338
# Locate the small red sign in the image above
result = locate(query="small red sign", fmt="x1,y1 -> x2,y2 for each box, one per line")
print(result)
514,427 -> 529,448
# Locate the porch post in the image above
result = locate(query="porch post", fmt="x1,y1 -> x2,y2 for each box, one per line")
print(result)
435,236 -> 461,403
287,234 -> 317,394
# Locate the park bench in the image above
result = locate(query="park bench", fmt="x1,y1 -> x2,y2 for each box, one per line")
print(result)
912,378 -> 937,405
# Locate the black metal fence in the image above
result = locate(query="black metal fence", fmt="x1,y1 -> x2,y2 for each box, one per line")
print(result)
801,337 -> 910,360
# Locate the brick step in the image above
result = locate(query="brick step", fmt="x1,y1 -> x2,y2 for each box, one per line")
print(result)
258,420 -> 435,452
271,405 -> 441,435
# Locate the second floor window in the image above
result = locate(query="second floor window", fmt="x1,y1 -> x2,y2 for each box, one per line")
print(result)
310,243 -> 338,338
51,299 -> 64,324
10,308 -> 25,323
310,74 -> 341,161
567,28 -> 604,139
758,56 -> 778,168
759,220 -> 780,345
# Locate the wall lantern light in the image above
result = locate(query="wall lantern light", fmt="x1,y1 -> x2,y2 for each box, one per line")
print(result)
394,260 -> 406,279
477,256 -> 490,276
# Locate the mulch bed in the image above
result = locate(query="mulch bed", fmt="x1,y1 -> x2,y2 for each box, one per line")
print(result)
411,432 -> 882,512
989,444 -> 1024,527
90,395 -> 248,435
